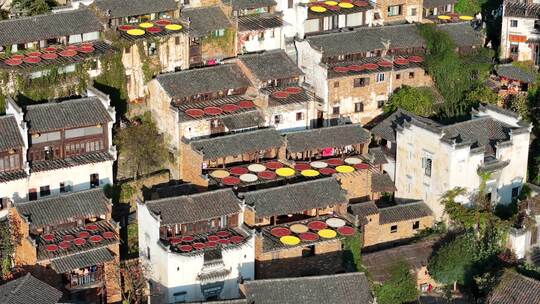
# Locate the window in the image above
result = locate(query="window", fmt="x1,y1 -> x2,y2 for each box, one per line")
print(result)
332,106 -> 340,115
376,73 -> 385,82
377,100 -> 385,108
40,186 -> 50,197
354,102 -> 364,113
422,157 -> 432,177
387,5 -> 402,16
390,225 -> 398,233
512,186 -> 520,199
60,181 -> 72,193
296,112 -> 304,121
28,189 -> 37,201
146,246 -> 151,260
510,43 -> 519,55
407,143 -> 413,160
0,154 -> 20,172
90,174 -> 99,188
408,72 -> 415,79
413,221 -> 420,230
510,19 -> 518,27
175,36 -> 181,45
353,77 -> 369,87
411,8 -> 417,16
396,73 -> 401,80
333,81 -> 340,88
302,245 -> 315,257
288,0 -> 293,9
173,291 -> 186,303
274,114 -> 282,124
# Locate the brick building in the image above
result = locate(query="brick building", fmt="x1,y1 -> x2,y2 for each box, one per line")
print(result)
10,189 -> 121,303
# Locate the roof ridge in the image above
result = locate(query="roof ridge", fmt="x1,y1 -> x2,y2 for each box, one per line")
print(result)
16,188 -> 105,206
147,188 -> 233,204
49,245 -> 112,261
190,127 -> 278,143
248,271 -> 367,284
25,96 -> 98,109
242,176 -> 337,195
0,7 -> 90,24
379,201 -> 425,211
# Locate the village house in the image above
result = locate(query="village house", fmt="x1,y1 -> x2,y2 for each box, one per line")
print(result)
423,0 -> 456,19
349,200 -> 434,248
93,0 -> 190,102
0,8 -> 112,95
10,189 -> 121,303
371,0 -> 423,25
490,64 -> 536,105
296,24 -> 426,126
237,50 -> 314,131
0,87 -> 116,203
137,189 -> 254,303
233,0 -> 286,54
487,269 -> 540,304
500,1 -> 540,64
239,177 -> 356,279
181,5 -> 236,67
378,105 -> 531,220
0,273 -> 63,304
362,239 -> 438,292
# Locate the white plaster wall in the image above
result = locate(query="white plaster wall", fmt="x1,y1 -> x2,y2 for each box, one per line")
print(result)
267,104 -> 309,132
241,28 -> 284,53
500,15 -> 537,61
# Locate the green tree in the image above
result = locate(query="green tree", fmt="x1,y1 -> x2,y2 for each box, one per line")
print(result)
462,86 -> 500,108
385,86 -> 434,116
115,113 -> 168,180
507,94 -> 529,121
375,260 -> 419,304
455,0 -> 481,15
342,232 -> 362,271
428,233 -> 476,286
12,0 -> 55,16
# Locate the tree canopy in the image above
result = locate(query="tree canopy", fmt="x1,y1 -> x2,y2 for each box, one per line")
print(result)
455,0 -> 482,15
385,86 -> 434,116
11,0 -> 55,16
375,260 -> 419,304
428,233 -> 476,285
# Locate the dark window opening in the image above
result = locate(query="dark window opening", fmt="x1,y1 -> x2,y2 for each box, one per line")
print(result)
90,174 -> 99,188
302,245 -> 316,257
413,221 -> 420,230
40,186 -> 50,197
390,225 -> 398,233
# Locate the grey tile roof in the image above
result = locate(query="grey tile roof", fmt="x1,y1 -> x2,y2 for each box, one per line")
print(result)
0,273 -> 62,304
306,24 -> 425,57
349,201 -> 379,224
240,177 -> 348,217
504,1 -> 540,18
189,128 -> 285,160
487,270 -> 540,304
0,9 -> 102,46
370,109 -> 442,142
238,13 -> 284,31
146,188 -> 241,225
362,240 -> 435,283
368,147 -> 388,165
285,124 -> 370,153
50,247 -> 115,273
240,50 -> 303,82
231,0 -> 276,10
0,169 -> 27,183
182,6 -> 233,37
327,56 -> 425,79
0,115 -> 24,151
263,86 -> 316,107
423,0 -> 457,8
495,64 -> 537,83
174,95 -> 256,122
95,0 -> 178,18
221,111 -> 264,130
16,188 -> 110,228
25,97 -> 112,133
30,151 -> 115,173
243,272 -> 374,304
437,22 -> 484,47
371,172 -> 396,193
156,64 -> 251,100
379,201 -> 432,224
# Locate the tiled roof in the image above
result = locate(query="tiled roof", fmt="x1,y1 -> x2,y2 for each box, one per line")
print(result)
156,64 -> 251,100
504,1 -> 540,18
371,172 -> 396,193
379,201 -> 432,224
0,115 -> 24,151
495,64 -> 537,83
368,147 -> 388,165
182,6 -> 233,37
240,50 -> 303,82
25,97 -> 112,133
326,56 -> 425,79
423,0 -> 457,8
437,22 -> 484,47
30,151 -> 115,173
240,177 -> 348,217
230,0 -> 276,10
0,9 -> 101,46
369,109 -> 442,142
173,95 -> 257,122
95,0 -> 178,18
146,189 -> 241,225
221,111 -> 264,130
238,13 -> 284,31
263,86 -> 316,107
306,24 -> 425,57
0,169 -> 27,183
487,270 -> 540,304
0,273 -> 62,304
243,272 -> 374,304
304,2 -> 372,18
189,128 -> 285,160
50,247 -> 115,273
349,201 -> 379,224
16,188 -> 110,228
362,240 -> 435,283
285,124 -> 370,153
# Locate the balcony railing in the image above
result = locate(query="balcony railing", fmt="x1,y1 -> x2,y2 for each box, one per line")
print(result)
67,269 -> 103,289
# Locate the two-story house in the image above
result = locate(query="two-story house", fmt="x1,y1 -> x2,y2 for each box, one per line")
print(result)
500,1 -> 540,64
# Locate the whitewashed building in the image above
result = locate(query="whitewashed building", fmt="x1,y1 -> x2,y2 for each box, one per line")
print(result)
137,189 -> 255,303
0,87 -> 116,204
500,1 -> 540,64
389,105 -> 531,220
